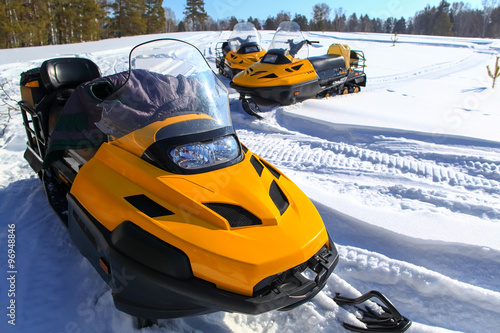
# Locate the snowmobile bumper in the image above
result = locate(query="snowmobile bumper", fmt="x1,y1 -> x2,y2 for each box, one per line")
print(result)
67,193 -> 339,319
230,79 -> 321,106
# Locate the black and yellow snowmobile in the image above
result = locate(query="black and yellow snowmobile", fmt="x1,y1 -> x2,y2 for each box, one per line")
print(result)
216,22 -> 266,79
19,39 -> 409,332
230,21 -> 367,118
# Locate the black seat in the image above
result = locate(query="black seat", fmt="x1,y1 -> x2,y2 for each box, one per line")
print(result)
308,54 -> 346,73
37,58 -> 101,138
40,57 -> 101,92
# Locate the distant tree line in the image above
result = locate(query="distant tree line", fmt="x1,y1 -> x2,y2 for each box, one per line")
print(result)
0,0 -> 166,48
1,0 -> 498,49
176,0 -> 500,39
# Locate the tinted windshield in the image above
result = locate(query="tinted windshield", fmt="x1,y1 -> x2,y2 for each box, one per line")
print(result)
269,21 -> 308,59
228,22 -> 262,52
96,39 -> 230,139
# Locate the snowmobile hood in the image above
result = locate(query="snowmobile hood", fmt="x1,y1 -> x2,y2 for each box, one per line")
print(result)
232,59 -> 317,88
225,50 -> 266,71
71,137 -> 330,295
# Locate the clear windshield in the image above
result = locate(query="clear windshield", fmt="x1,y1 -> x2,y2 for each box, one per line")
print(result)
96,39 -> 230,139
228,22 -> 262,52
269,21 -> 308,59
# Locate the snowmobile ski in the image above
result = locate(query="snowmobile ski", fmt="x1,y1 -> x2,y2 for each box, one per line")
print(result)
240,94 -> 263,119
334,290 -> 412,333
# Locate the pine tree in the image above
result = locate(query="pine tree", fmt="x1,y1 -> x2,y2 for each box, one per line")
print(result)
0,1 -> 8,48
347,13 -> 358,32
3,0 -> 26,47
247,16 -> 261,30
332,9 -> 346,32
263,16 -> 277,30
275,11 -> 291,26
433,12 -> 453,35
433,0 -> 453,36
293,14 -> 308,31
393,17 -> 407,34
228,16 -> 239,30
311,3 -> 330,31
111,0 -> 147,37
15,0 -> 50,47
183,0 -> 207,31
144,0 -> 165,34
74,0 -> 106,42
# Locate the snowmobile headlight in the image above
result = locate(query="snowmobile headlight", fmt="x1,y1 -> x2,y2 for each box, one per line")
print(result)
170,135 -> 240,170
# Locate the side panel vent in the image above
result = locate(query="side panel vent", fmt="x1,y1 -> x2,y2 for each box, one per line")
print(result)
269,181 -> 289,215
250,155 -> 264,176
124,194 -> 174,218
250,70 -> 267,76
260,73 -> 279,79
260,159 -> 281,179
204,203 -> 262,228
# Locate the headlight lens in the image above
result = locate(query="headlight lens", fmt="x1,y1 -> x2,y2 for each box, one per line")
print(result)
170,135 -> 240,169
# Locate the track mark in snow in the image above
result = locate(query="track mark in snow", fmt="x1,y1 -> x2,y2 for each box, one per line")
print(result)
240,133 -> 500,189
238,132 -> 500,220
335,245 -> 500,332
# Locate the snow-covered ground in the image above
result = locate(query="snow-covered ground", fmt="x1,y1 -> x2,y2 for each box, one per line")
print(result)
1,30 -> 500,332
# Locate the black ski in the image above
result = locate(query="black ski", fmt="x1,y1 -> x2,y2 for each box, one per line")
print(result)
334,290 -> 411,333
240,95 -> 263,119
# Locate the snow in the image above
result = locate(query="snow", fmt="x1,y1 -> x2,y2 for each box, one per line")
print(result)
1,31 -> 500,332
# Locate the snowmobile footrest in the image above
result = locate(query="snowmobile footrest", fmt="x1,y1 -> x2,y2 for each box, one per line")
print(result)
240,95 -> 263,119
334,290 -> 411,333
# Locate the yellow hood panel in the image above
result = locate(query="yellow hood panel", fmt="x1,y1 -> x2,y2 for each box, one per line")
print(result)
70,142 -> 328,296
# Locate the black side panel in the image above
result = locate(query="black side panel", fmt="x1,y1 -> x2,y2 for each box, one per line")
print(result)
67,193 -> 112,282
230,80 -> 321,105
111,221 -> 193,279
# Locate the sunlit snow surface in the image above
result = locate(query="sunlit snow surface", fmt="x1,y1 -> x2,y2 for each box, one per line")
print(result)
1,31 -> 499,332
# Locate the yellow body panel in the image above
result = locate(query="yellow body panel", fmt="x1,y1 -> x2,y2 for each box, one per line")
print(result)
225,50 -> 266,71
232,59 -> 317,88
70,116 -> 329,296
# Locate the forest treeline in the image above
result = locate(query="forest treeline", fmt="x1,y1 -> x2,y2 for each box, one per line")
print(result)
1,0 -> 499,49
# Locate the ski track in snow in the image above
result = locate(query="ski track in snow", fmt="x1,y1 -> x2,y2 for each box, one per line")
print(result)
1,31 -> 500,332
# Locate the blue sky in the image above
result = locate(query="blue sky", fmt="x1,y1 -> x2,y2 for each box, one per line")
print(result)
166,0 -> 486,22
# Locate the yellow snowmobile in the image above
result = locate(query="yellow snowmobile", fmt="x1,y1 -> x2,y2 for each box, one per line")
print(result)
230,21 -> 367,118
216,22 -> 266,79
19,39 -> 409,332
